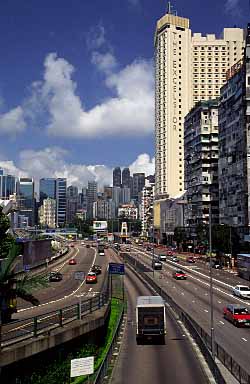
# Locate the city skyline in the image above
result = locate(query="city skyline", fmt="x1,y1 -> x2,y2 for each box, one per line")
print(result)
0,0 -> 249,188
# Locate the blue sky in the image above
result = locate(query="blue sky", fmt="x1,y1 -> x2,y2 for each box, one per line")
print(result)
0,0 -> 249,188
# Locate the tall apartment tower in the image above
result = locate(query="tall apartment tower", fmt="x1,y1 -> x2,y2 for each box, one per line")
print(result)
113,167 -> 121,187
122,168 -> 130,188
154,3 -> 244,199
56,178 -> 67,227
87,181 -> 97,219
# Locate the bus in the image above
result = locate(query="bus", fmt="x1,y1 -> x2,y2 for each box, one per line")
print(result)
98,243 -> 105,256
237,254 -> 250,280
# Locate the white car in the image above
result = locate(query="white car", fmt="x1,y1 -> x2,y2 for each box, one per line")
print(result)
233,285 -> 250,299
158,254 -> 167,261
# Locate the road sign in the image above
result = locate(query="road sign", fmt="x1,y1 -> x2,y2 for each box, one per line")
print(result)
74,271 -> 85,281
70,356 -> 94,377
109,262 -> 125,275
24,265 -> 30,272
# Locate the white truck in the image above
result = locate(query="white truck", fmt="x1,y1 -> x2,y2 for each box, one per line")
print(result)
136,296 -> 166,344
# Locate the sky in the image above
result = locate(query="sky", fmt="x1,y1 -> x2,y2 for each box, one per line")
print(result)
0,0 -> 249,189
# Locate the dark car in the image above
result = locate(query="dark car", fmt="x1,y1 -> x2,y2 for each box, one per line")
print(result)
91,265 -> 102,275
172,270 -> 187,280
49,271 -> 63,282
146,246 -> 152,251
86,244 -> 90,248
223,304 -> 250,327
152,260 -> 162,270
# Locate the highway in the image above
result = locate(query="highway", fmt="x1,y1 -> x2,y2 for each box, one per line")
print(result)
126,245 -> 250,375
110,250 -> 208,384
3,244 -> 109,338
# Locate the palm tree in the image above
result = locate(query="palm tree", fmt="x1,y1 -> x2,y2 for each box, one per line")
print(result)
0,244 -> 48,324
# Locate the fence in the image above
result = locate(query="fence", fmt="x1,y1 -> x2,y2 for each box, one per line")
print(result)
122,251 -> 250,384
1,291 -> 109,348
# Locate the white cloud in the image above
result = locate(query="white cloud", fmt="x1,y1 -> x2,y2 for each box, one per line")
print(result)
30,49 -> 154,138
1,147 -> 154,191
0,106 -> 26,136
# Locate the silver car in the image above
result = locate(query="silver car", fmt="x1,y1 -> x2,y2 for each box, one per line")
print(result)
233,285 -> 250,299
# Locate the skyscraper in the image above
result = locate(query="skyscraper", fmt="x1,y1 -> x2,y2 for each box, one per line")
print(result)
56,178 -> 67,227
154,4 -> 244,198
39,178 -> 56,204
122,168 -> 130,188
17,178 -> 35,226
113,167 -> 121,187
0,170 -> 16,199
132,173 -> 145,200
87,181 -> 97,219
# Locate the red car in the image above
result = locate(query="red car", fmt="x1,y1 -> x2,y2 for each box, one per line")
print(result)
70,244 -> 75,248
167,250 -> 173,256
223,304 -> 250,327
86,272 -> 97,284
186,256 -> 195,263
68,258 -> 77,265
172,270 -> 187,280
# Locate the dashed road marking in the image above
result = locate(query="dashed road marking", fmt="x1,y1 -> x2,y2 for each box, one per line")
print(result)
242,338 -> 248,342
204,309 -> 209,313
219,321 -> 224,325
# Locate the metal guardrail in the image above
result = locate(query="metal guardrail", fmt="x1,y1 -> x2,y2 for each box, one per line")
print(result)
1,291 -> 109,348
122,251 -> 250,384
93,305 -> 124,384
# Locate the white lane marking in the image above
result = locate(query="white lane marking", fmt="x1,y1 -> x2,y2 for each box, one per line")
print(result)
219,321 -> 224,325
218,301 -> 222,304
242,338 -> 248,342
204,309 -> 209,313
131,246 -> 250,307
18,247 -> 97,312
205,293 -> 208,296
181,292 -> 185,295
89,288 -> 93,292
192,300 -> 195,303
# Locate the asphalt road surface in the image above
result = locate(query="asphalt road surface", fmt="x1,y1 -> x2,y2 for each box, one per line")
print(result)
126,245 -> 250,375
110,251 -> 208,384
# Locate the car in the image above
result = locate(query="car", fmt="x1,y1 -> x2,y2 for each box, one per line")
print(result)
171,256 -> 179,262
212,262 -> 222,269
68,258 -> 77,265
172,270 -> 187,280
167,250 -> 173,256
70,244 -> 75,248
186,256 -> 195,263
91,265 -> 102,275
81,242 -> 85,245
158,254 -> 167,261
233,285 -> 250,299
125,247 -> 130,252
48,271 -> 63,282
152,260 -> 163,270
223,304 -> 250,327
146,246 -> 152,251
86,244 -> 90,248
86,272 -> 97,284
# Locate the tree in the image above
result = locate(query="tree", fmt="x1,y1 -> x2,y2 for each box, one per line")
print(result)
173,227 -> 187,249
0,206 -> 15,259
0,244 -> 48,324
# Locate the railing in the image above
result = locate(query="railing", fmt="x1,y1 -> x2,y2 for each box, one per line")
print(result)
93,305 -> 124,384
1,291 -> 109,349
122,251 -> 250,384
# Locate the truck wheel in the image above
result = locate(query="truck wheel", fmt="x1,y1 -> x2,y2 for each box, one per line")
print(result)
136,337 -> 142,345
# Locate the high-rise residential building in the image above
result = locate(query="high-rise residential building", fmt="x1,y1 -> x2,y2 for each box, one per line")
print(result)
113,167 -> 121,187
17,177 -> 35,226
120,187 -> 131,204
132,173 -> 145,200
184,100 -> 219,226
56,178 -> 67,227
104,186 -> 113,200
218,25 -> 250,231
39,178 -> 56,204
118,204 -> 138,220
0,170 -> 16,199
93,199 -> 115,220
112,186 -> 121,212
87,181 -> 97,219
154,4 -> 244,199
67,186 -> 78,224
39,198 -> 56,228
122,168 -> 130,188
141,180 -> 155,238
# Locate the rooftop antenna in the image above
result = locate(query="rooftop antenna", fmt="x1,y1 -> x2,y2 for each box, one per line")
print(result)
166,1 -> 177,16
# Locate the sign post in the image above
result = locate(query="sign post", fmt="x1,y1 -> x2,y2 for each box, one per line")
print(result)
109,263 -> 125,299
70,356 -> 94,382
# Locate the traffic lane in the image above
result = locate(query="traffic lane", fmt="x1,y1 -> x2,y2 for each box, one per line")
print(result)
15,246 -> 98,314
142,266 -> 250,374
111,256 -> 207,384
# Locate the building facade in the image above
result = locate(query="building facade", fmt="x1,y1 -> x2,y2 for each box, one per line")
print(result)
184,100 -> 219,226
122,168 -> 130,188
118,204 -> 138,220
67,186 -> 78,224
113,167 -> 121,187
0,170 -> 16,199
56,178 -> 67,227
218,25 -> 250,231
132,173 -> 145,200
39,178 -> 56,204
87,181 -> 97,219
154,6 -> 244,198
141,181 -> 155,238
39,198 -> 56,228
17,178 -> 36,226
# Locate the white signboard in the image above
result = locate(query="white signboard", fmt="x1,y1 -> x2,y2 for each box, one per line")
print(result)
70,356 -> 94,377
93,221 -> 108,231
